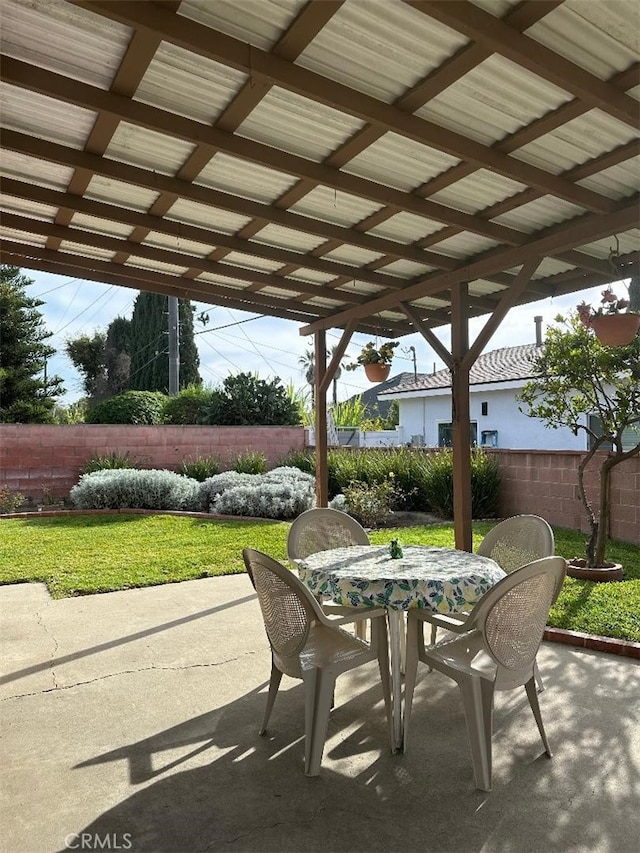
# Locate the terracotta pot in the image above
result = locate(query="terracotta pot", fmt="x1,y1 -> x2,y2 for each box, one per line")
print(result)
567,558 -> 624,582
364,362 -> 391,382
590,313 -> 640,346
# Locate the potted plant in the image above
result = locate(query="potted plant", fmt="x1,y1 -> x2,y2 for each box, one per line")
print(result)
345,340 -> 399,382
577,278 -> 640,346
519,312 -> 640,581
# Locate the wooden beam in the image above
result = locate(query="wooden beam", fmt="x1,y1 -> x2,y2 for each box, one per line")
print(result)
314,330 -> 329,507
299,198 -> 640,334
451,283 -> 472,552
399,303 -> 453,368
461,258 -> 542,371
318,322 -> 357,396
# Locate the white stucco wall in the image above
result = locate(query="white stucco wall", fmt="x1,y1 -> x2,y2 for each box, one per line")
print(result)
393,387 -> 586,450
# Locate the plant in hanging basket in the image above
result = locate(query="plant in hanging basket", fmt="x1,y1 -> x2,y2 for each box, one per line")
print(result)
577,278 -> 640,346
345,340 -> 399,370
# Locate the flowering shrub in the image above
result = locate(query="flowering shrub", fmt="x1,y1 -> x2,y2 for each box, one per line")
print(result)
341,474 -> 405,528
70,469 -> 200,511
197,467 -> 315,517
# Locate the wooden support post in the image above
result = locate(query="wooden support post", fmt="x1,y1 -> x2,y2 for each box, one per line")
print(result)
314,329 -> 328,507
451,283 -> 472,552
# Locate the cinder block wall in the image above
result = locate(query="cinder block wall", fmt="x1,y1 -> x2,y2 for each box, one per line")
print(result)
0,424 -> 305,502
496,450 -> 639,546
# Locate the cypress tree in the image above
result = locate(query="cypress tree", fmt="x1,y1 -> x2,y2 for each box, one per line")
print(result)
0,265 -> 64,422
128,292 -> 200,392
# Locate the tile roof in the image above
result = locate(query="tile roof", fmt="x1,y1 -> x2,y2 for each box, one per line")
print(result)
380,344 -> 540,394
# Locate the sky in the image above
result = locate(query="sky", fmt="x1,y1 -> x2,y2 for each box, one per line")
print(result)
25,268 -> 616,406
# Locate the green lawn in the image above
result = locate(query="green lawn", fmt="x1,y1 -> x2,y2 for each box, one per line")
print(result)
1,514 -> 638,642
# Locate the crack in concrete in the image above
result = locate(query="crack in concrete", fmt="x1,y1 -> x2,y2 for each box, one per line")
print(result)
34,607 -> 59,690
211,797 -> 331,849
0,655 -> 250,701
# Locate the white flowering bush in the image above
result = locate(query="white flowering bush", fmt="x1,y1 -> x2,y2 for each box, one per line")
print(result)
197,472 -> 255,511
70,469 -> 200,511
211,467 -> 316,519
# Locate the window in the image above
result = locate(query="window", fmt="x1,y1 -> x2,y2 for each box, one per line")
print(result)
588,415 -> 640,451
438,422 -> 478,447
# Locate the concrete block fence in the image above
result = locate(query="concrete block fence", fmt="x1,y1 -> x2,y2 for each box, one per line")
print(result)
0,426 -> 637,545
495,449 -> 639,547
0,424 -> 305,503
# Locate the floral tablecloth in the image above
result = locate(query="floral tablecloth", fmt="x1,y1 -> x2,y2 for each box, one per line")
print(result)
297,544 -> 505,613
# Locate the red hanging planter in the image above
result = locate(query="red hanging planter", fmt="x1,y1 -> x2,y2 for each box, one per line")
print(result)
590,313 -> 640,347
364,363 -> 391,382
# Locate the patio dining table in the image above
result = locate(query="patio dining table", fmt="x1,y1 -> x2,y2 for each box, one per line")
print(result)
296,544 -> 505,750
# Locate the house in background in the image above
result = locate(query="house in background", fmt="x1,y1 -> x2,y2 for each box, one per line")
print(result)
379,326 -> 637,451
344,371 -> 414,421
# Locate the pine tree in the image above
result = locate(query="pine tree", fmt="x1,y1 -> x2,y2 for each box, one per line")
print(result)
0,265 -> 64,423
128,292 -> 200,392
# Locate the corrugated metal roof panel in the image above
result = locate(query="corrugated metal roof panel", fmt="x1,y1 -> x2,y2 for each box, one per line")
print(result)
123,256 -> 189,276
406,295 -> 450,310
470,0 -> 521,15
105,122 -> 196,176
237,87 -> 364,162
323,245 -> 383,267
0,194 -> 57,222
166,199 -> 251,234
284,268 -> 334,285
430,169 -> 527,214
290,186 -> 382,227
527,0 -> 640,78
417,55 -> 573,147
134,43 -> 246,125
250,224 -> 326,254
195,152 -> 298,203
298,0 -> 468,103
0,82 -> 94,148
345,132 -> 460,192
1,0 -> 128,88
367,212 -> 446,244
336,280 -> 383,296
59,241 -> 114,261
431,232 -> 501,258
493,196 -> 586,232
141,232 -> 215,258
578,155 -> 640,199
85,176 -> 160,212
304,296 -> 345,309
577,229 -> 640,260
0,225 -> 47,247
258,285 -> 305,299
0,150 -> 73,189
70,213 -> 133,239
179,0 -> 306,51
220,252 -> 283,274
515,109 -> 640,176
469,279 -> 507,297
381,260 -> 433,278
196,271 -> 247,290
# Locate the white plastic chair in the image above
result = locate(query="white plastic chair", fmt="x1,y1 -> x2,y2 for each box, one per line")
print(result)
243,548 -> 393,776
287,507 -> 370,562
429,515 -> 557,691
403,556 -> 567,791
476,514 -> 555,572
287,508 -> 370,639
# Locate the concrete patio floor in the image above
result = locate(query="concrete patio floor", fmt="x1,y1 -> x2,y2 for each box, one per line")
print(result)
1,576 -> 639,853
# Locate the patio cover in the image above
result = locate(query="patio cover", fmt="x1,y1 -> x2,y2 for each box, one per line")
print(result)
1,0 -> 639,547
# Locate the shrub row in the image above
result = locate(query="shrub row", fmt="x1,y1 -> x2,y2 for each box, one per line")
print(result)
69,447 -> 500,522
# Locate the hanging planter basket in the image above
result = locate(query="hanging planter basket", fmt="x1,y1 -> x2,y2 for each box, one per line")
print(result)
590,313 -> 640,347
364,362 -> 391,382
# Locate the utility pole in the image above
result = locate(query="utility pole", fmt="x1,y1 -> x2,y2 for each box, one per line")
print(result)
168,296 -> 180,395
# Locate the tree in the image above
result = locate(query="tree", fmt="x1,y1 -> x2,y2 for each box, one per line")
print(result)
65,331 -> 107,398
0,265 -> 64,423
128,292 -> 200,392
519,312 -> 640,567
